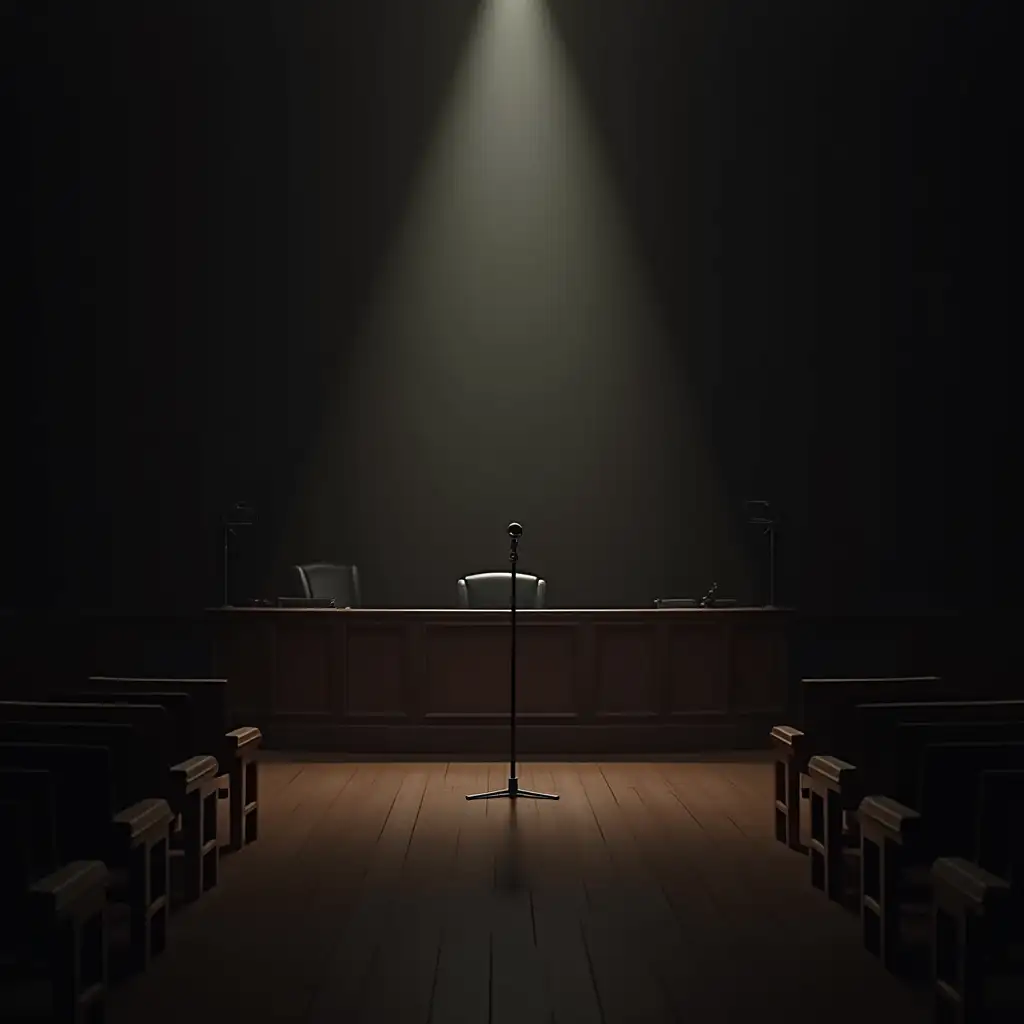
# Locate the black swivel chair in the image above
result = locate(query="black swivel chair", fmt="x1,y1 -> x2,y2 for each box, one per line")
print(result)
457,572 -> 546,609
294,564 -> 362,608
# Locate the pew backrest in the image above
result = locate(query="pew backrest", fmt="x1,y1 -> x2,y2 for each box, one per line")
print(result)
801,676 -> 948,751
919,740 -> 1024,856
0,767 -> 58,881
0,701 -> 172,765
882,719 -> 1024,804
87,677 -> 229,755
0,743 -> 117,860
55,691 -> 196,764
976,768 -> 1024,882
0,720 -> 158,806
851,699 -> 1024,769
0,799 -> 35,893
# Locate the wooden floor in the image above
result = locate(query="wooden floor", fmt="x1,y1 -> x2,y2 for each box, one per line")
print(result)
106,757 -> 932,1024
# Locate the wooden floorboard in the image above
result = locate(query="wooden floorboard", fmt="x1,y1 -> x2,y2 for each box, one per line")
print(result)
103,757 -> 932,1024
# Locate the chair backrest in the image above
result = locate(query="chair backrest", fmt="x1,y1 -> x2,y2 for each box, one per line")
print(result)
457,572 -> 546,609
294,563 -> 361,608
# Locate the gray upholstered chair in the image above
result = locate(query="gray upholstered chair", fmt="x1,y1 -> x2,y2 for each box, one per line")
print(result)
457,572 -> 546,609
294,563 -> 362,608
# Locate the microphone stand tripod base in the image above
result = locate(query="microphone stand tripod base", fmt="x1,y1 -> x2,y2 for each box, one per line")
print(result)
466,776 -> 559,800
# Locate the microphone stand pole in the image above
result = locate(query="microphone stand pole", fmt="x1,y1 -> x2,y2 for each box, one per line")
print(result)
222,524 -> 232,608
746,501 -> 777,609
467,523 -> 558,801
221,502 -> 256,609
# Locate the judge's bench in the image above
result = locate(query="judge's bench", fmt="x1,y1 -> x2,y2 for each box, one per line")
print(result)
208,606 -> 792,753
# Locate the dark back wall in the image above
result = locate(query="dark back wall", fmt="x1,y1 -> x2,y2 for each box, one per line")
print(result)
6,1 -> 1012,611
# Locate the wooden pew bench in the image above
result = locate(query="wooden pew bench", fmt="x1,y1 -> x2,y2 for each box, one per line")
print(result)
858,721 -> 1024,969
771,677 -> 946,851
859,739 -> 1024,973
44,693 -> 221,899
0,743 -> 171,973
0,714 -> 218,905
847,716 -> 1024,954
931,768 -> 1024,1023
87,677 -> 262,852
0,768 -> 109,1024
806,700 -> 1024,904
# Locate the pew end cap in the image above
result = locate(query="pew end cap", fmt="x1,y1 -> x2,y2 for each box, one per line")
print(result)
808,755 -> 858,787
932,856 -> 1012,914
859,794 -> 921,838
226,726 -> 262,753
28,860 -> 109,918
111,797 -> 174,843
170,754 -> 219,788
771,725 -> 806,752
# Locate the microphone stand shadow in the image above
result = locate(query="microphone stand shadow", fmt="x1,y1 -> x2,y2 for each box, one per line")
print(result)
495,800 -> 522,892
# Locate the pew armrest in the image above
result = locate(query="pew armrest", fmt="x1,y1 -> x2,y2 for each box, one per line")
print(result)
170,754 -> 220,790
808,754 -> 857,786
859,795 -> 921,840
111,797 -> 174,845
932,856 -> 1012,915
771,725 -> 808,762
225,726 -> 262,755
28,860 -> 109,921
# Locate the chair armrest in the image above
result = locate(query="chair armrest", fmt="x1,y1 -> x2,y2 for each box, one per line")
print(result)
859,795 -> 921,838
111,797 -> 174,845
225,726 -> 262,755
28,860 -> 109,921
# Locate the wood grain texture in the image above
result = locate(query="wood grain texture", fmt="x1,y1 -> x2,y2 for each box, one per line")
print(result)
101,757 -> 930,1024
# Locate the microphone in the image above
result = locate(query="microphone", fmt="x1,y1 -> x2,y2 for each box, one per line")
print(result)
507,522 -> 523,538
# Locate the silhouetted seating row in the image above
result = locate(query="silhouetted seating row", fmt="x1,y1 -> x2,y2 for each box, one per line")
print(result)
0,768 -> 109,1024
930,769 -> 1024,1023
771,676 -> 949,850
0,702 -> 217,909
86,677 -> 262,851
770,676 -> 1024,1020
0,738 -> 172,984
806,702 -> 1024,922
0,675 -> 262,1021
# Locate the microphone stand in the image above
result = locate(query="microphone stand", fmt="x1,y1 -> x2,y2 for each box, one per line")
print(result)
467,523 -> 558,801
221,501 -> 255,608
746,501 -> 776,609
222,524 -> 232,607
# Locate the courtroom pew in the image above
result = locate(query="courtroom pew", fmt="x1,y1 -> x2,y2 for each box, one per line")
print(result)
805,700 -> 1024,903
931,770 -> 1024,1023
87,677 -> 261,852
0,701 -> 218,902
851,712 -> 1024,942
0,716 -> 218,905
0,769 -> 109,1024
0,743 -> 171,973
48,692 -> 222,896
855,741 -> 1024,979
771,676 -> 947,850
